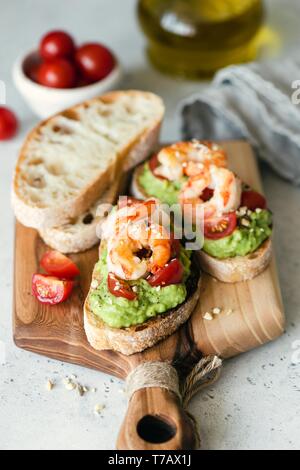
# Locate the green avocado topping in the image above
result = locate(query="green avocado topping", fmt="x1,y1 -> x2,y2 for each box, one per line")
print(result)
203,209 -> 272,259
138,163 -> 186,205
89,247 -> 191,329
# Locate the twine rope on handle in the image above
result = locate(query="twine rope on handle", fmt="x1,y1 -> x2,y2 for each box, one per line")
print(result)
125,355 -> 222,448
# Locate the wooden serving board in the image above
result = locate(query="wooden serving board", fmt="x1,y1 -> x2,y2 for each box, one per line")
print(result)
13,141 -> 285,450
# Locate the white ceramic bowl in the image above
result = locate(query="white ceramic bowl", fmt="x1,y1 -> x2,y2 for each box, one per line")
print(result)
13,50 -> 123,119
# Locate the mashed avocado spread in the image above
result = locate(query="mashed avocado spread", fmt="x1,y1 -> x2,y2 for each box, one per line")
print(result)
89,247 -> 192,329
203,209 -> 272,259
139,163 -> 186,205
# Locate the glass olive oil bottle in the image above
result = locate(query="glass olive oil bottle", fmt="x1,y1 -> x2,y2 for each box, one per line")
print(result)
137,0 -> 264,78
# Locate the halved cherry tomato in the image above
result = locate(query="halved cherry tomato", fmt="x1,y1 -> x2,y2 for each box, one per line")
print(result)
147,258 -> 184,287
40,251 -> 80,279
204,212 -> 237,240
149,153 -> 167,180
107,273 -> 137,300
201,187 -> 214,202
241,190 -> 267,211
32,274 -> 74,305
40,30 -> 75,60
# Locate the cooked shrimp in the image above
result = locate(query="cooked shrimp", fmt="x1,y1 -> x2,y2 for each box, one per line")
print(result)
107,221 -> 171,281
107,236 -> 149,281
179,165 -> 242,222
101,198 -> 161,241
154,140 -> 227,181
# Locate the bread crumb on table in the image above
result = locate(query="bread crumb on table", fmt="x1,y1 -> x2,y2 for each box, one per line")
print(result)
46,380 -> 54,391
94,404 -> 105,415
65,381 -> 76,391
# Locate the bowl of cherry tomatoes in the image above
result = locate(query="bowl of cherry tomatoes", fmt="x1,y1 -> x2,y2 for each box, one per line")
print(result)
13,30 -> 122,118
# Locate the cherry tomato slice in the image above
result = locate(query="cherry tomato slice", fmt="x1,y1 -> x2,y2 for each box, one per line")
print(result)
75,43 -> 115,81
32,274 -> 74,305
147,258 -> 184,287
241,190 -> 267,211
0,107 -> 18,140
37,59 -> 77,89
204,212 -> 237,240
40,251 -> 80,279
107,273 -> 137,301
40,30 -> 75,60
148,153 -> 168,180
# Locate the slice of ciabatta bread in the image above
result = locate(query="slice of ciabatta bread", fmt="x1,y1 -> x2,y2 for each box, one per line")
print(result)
197,238 -> 272,283
84,245 -> 201,355
39,178 -> 123,254
12,90 -> 164,230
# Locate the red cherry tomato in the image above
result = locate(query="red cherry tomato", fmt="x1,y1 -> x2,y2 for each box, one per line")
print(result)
149,153 -> 159,172
241,190 -> 267,211
149,153 -> 168,180
37,59 -> 77,88
32,274 -> 74,305
75,43 -> 115,81
147,258 -> 184,287
201,187 -> 214,202
40,251 -> 80,279
204,212 -> 237,240
40,30 -> 75,60
0,107 -> 18,140
107,273 -> 137,301
26,63 -> 40,83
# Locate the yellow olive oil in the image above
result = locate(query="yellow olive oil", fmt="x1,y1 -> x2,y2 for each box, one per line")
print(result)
137,0 -> 264,78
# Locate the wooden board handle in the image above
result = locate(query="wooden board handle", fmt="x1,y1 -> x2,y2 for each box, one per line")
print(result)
116,387 -> 197,450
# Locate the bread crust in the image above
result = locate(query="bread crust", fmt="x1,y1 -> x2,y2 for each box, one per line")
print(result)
12,91 -> 164,230
84,244 -> 201,355
197,238 -> 272,283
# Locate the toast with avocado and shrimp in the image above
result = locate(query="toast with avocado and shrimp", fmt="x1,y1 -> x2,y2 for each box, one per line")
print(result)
84,199 -> 201,355
131,141 -> 273,283
12,90 -> 164,231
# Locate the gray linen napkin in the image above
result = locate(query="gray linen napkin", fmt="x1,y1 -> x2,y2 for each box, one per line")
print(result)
182,59 -> 300,185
